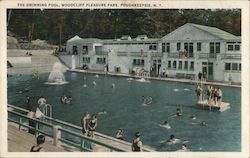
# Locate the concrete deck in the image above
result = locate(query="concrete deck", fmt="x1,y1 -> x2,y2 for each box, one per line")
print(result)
8,124 -> 67,152
68,69 -> 241,88
7,49 -> 67,75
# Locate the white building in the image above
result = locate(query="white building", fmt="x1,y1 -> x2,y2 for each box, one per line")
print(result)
61,23 -> 241,83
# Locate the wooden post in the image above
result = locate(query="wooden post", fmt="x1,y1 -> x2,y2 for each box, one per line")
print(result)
35,122 -> 39,137
53,125 -> 61,146
18,117 -> 22,131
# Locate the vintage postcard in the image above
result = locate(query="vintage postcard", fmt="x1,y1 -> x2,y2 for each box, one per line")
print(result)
0,0 -> 249,158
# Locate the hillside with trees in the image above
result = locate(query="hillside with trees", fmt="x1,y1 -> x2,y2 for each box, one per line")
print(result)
7,9 -> 241,47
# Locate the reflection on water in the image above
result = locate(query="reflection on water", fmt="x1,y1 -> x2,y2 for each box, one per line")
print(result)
7,72 -> 241,151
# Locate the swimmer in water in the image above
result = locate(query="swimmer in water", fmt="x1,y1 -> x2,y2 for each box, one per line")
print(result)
66,96 -> 72,104
95,74 -> 99,78
190,114 -> 196,120
176,108 -> 182,116
160,121 -> 171,129
177,144 -> 190,152
112,83 -> 115,89
166,135 -> 180,145
98,109 -> 107,115
201,121 -> 208,127
116,129 -> 124,140
92,81 -> 96,86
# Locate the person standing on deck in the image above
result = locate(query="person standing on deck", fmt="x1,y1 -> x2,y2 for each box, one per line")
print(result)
37,96 -> 47,114
88,114 -> 98,138
213,87 -> 218,105
38,96 -> 46,105
195,84 -> 203,103
217,87 -> 222,106
132,132 -> 142,152
202,71 -> 207,82
81,112 -> 90,134
198,72 -> 202,81
26,95 -> 32,111
207,85 -> 212,104
81,112 -> 92,150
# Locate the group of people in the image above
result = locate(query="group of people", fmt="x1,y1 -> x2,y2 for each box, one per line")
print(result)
195,84 -> 223,106
81,112 -> 98,138
207,85 -> 223,106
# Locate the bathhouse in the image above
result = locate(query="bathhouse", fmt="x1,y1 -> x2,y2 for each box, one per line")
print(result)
60,23 -> 241,83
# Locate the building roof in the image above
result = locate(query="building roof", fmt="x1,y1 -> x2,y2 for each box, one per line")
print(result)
103,38 -> 159,44
190,23 -> 239,40
67,36 -> 102,44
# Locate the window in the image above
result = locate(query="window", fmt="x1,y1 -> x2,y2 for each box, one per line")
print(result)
133,59 -> 145,66
225,63 -> 231,70
216,42 -> 220,53
190,61 -> 194,70
197,42 -> 201,51
177,42 -> 181,51
210,42 -> 215,54
189,43 -> 193,57
232,63 -> 238,70
166,43 -> 170,53
73,46 -> 78,55
184,43 -> 188,52
235,45 -> 240,51
168,61 -> 171,68
149,44 -> 157,50
96,57 -> 106,64
82,46 -> 88,54
184,61 -> 188,70
184,42 -> 193,57
178,61 -> 182,70
228,45 -> 234,51
239,63 -> 241,71
153,45 -> 157,50
227,42 -> 241,51
173,61 -> 176,69
133,59 -> 136,65
162,43 -> 166,52
82,57 -> 90,63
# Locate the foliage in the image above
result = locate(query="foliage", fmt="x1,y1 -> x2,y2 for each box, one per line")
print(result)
7,9 -> 241,45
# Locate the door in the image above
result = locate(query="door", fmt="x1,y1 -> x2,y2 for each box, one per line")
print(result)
202,62 -> 213,80
73,46 -> 78,55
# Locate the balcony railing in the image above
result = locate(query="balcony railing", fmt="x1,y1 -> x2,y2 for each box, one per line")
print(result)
130,52 -> 147,57
221,53 -> 241,59
168,52 -> 194,59
96,51 -> 108,55
117,51 -> 128,56
199,53 -> 216,59
151,52 -> 163,57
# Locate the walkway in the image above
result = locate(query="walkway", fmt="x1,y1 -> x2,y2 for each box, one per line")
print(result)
8,124 -> 67,152
68,69 -> 241,88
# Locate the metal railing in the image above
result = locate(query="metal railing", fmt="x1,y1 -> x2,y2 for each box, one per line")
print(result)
96,51 -> 108,55
117,51 -> 128,56
130,52 -> 147,57
8,105 -> 129,152
7,104 -> 154,152
168,52 -> 194,59
221,53 -> 241,59
199,53 -> 216,59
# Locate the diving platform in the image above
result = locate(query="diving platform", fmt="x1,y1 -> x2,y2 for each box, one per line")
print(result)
197,100 -> 230,112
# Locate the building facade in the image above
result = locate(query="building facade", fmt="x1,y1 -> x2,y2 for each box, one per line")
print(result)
61,23 -> 241,83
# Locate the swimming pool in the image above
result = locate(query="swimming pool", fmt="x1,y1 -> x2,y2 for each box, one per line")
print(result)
7,72 -> 241,151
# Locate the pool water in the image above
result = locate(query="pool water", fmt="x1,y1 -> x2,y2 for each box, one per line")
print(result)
7,72 -> 241,151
